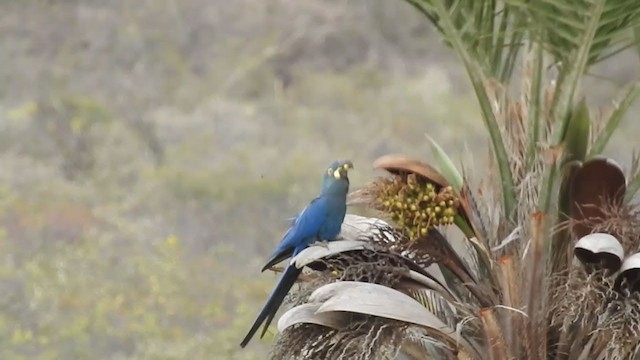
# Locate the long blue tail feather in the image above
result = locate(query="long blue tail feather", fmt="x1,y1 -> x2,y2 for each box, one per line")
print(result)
240,264 -> 302,348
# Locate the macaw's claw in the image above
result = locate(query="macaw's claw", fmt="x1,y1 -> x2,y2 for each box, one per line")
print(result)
316,240 -> 331,249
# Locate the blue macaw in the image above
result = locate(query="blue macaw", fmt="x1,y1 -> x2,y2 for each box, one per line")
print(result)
240,160 -> 353,348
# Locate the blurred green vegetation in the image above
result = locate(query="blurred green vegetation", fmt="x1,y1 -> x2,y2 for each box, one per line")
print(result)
0,0 -> 638,359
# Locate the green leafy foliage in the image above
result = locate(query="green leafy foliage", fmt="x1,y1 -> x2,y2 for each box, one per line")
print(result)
517,0 -> 640,66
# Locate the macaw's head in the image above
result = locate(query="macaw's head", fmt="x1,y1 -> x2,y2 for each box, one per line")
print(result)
321,160 -> 353,195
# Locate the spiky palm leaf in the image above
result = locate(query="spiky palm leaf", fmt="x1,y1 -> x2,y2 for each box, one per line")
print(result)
252,0 -> 640,359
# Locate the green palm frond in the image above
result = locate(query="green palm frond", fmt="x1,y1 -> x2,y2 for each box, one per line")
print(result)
514,0 -> 640,67
406,0 -> 520,222
406,0 -> 527,81
403,0 -> 640,225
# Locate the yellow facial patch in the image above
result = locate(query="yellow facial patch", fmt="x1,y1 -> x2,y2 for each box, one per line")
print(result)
326,161 -> 352,180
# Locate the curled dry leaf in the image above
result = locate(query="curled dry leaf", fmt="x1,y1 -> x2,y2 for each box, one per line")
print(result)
291,240 -> 373,269
277,303 -> 348,332
615,253 -> 640,293
574,233 -> 624,272
373,154 -> 449,188
307,281 -> 447,329
570,157 -> 626,238
308,281 -> 480,358
293,224 -> 450,296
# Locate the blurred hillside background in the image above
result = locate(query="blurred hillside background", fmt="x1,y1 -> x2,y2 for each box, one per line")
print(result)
1,1 -> 639,359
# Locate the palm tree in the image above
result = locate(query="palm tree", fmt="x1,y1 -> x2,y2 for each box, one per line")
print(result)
264,1 -> 640,359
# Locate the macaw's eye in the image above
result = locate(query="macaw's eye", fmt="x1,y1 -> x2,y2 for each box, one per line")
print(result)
327,168 -> 333,175
343,163 -> 352,170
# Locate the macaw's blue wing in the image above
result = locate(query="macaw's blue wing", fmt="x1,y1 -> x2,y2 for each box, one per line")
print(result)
260,227 -> 295,272
242,198 -> 329,347
239,247 -> 304,348
261,197 -> 328,272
